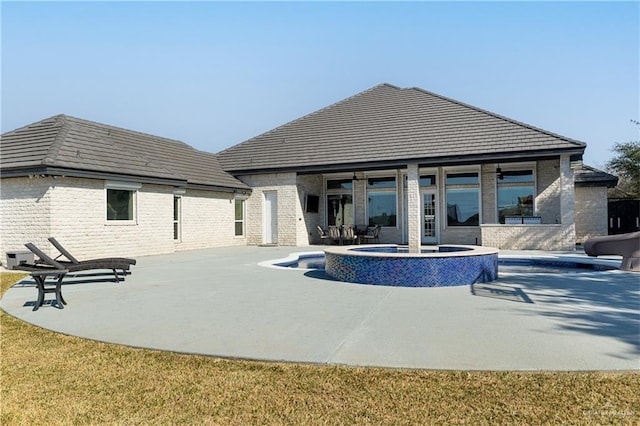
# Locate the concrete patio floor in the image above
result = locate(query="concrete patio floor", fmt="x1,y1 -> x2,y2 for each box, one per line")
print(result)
1,246 -> 638,371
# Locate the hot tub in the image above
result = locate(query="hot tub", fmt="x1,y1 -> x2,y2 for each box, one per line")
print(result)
324,244 -> 498,287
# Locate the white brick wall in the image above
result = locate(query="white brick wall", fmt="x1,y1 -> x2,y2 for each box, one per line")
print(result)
575,186 -> 608,244
175,188 -> 247,251
238,173 -> 304,246
297,174 -> 324,245
45,178 -> 174,259
406,164 -> 421,251
2,157 -> 593,258
536,159 -> 562,224
481,224 -> 566,250
479,158 -> 575,250
481,163 -> 497,224
0,176 -> 52,263
0,176 -> 248,263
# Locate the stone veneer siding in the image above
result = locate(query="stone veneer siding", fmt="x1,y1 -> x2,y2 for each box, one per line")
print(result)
238,173 -> 307,246
0,176 -> 245,263
297,174 -> 324,245
480,224 -> 566,250
0,176 -> 52,261
574,186 -> 608,244
536,158 -> 562,225
480,156 -> 575,250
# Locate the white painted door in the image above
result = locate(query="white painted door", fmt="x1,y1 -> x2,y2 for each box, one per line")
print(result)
263,191 -> 278,244
422,190 -> 438,244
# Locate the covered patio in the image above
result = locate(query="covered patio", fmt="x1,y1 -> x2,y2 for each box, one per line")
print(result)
218,84 -> 596,251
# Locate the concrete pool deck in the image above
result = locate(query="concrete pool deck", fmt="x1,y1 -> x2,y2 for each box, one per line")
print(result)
1,246 -> 638,371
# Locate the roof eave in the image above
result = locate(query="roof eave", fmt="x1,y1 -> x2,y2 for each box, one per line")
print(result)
225,147 -> 586,176
0,166 -> 246,191
186,182 -> 251,193
575,180 -> 619,188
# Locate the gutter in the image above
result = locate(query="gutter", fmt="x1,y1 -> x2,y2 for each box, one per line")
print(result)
0,166 -> 250,193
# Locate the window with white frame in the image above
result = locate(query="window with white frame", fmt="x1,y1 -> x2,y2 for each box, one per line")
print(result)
234,199 -> 245,236
326,178 -> 354,227
173,196 -> 181,240
106,181 -> 140,222
403,174 -> 436,188
367,176 -> 397,227
445,172 -> 479,226
497,170 -> 535,223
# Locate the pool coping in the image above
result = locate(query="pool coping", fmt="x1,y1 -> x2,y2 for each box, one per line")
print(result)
262,249 -> 622,271
324,244 -> 498,258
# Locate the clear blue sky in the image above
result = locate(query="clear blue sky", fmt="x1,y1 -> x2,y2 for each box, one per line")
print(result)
2,1 -> 638,169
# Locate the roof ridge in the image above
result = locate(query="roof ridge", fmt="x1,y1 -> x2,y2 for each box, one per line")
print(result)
218,83 -> 398,155
1,114 -> 53,136
43,115 -> 71,165
407,87 -> 587,148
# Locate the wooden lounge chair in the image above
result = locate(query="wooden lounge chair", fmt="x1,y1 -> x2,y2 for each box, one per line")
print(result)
25,241 -> 135,283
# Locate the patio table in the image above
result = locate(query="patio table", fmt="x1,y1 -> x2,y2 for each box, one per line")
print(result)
13,266 -> 68,311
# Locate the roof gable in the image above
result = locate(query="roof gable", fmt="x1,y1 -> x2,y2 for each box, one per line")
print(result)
1,115 -> 248,190
218,83 -> 586,173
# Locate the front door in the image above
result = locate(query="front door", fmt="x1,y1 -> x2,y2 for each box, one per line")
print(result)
422,190 -> 438,244
263,191 -> 278,244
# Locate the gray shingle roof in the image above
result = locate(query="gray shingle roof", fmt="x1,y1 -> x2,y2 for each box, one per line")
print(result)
218,83 -> 587,173
574,164 -> 618,188
1,115 -> 249,191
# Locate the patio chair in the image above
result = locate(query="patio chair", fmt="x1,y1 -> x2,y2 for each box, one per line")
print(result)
316,226 -> 331,244
328,226 -> 342,245
25,241 -> 135,283
341,225 -> 359,245
361,225 -> 381,244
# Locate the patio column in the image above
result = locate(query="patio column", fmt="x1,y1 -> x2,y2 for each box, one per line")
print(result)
407,163 -> 421,253
560,154 -> 576,250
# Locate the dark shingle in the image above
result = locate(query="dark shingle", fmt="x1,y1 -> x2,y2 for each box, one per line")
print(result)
574,164 -> 618,188
218,83 -> 586,173
1,115 -> 249,191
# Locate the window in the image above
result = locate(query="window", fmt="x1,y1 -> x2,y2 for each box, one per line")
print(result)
304,194 -> 319,213
367,176 -> 396,227
106,181 -> 140,223
419,175 -> 436,187
326,179 -> 354,226
326,179 -> 353,190
173,196 -> 181,240
445,172 -> 479,226
403,174 -> 436,188
497,170 -> 534,223
107,189 -> 133,220
234,199 -> 245,236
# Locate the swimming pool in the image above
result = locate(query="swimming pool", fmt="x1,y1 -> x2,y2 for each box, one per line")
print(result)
283,254 -> 618,274
264,248 -> 620,287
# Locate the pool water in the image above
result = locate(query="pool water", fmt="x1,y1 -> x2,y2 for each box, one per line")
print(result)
283,255 -> 617,274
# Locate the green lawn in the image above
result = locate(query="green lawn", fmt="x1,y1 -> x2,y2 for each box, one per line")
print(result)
1,272 -> 638,424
